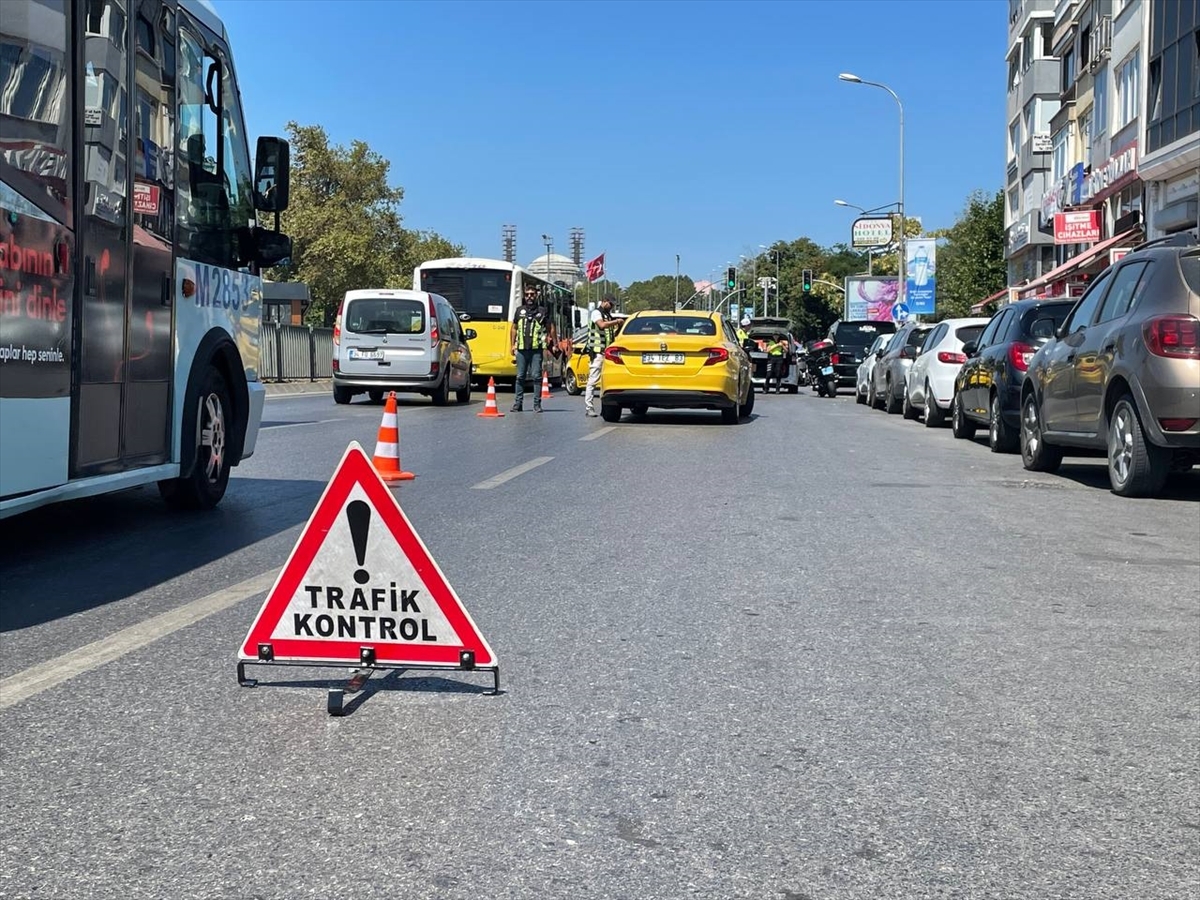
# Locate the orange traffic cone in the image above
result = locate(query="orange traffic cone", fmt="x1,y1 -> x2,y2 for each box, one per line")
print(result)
540,369 -> 551,401
477,377 -> 504,417
373,392 -> 415,481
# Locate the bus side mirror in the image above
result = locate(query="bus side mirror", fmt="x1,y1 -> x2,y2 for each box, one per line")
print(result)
254,137 -> 290,214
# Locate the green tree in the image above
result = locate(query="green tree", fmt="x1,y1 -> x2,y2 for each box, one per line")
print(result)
928,189 -> 1006,319
621,274 -> 694,313
269,122 -> 463,324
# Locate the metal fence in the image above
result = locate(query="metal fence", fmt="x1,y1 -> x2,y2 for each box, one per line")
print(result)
259,322 -> 334,382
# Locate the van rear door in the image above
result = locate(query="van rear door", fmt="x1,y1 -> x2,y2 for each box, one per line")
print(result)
339,295 -> 431,377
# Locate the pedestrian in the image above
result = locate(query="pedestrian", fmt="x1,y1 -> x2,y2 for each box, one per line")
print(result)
766,333 -> 787,393
584,295 -> 622,418
510,282 -> 556,413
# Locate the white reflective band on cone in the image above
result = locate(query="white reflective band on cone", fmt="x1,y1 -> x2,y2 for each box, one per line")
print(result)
374,443 -> 399,459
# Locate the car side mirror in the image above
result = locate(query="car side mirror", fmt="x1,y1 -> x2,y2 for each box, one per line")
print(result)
253,227 -> 292,268
961,341 -> 978,357
464,328 -> 477,340
254,136 -> 290,214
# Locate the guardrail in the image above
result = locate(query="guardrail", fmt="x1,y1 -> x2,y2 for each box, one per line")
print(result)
259,322 -> 333,382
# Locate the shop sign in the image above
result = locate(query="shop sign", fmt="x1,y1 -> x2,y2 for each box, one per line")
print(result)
1054,210 -> 1101,244
1083,143 -> 1138,203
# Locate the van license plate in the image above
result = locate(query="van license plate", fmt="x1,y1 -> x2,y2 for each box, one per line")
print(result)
349,349 -> 384,361
820,365 -> 834,375
642,353 -> 685,364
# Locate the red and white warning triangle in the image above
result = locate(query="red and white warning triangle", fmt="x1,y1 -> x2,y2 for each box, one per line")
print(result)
239,441 -> 496,668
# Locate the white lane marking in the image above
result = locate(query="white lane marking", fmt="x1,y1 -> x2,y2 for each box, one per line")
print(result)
580,426 -> 615,442
0,570 -> 278,711
262,418 -> 340,430
470,456 -> 554,490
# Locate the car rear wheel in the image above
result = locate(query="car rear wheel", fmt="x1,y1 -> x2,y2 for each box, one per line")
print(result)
368,389 -> 383,403
455,376 -> 471,404
1107,395 -> 1169,497
1020,393 -> 1062,473
333,386 -> 353,405
721,403 -> 739,424
924,382 -> 944,427
989,392 -> 1017,453
564,368 -> 580,395
951,391 -> 976,439
884,377 -> 901,414
600,404 -> 621,423
902,385 -> 919,420
431,372 -> 451,406
739,382 -> 755,418
856,382 -> 867,404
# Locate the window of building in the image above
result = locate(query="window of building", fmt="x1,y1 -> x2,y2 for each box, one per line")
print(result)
1062,48 -> 1076,92
1009,118 -> 1021,161
1051,125 -> 1070,182
1022,31 -> 1034,72
1009,186 -> 1020,220
1009,56 -> 1020,92
1094,65 -> 1109,135
1041,22 -> 1055,58
1114,52 -> 1139,130
1078,108 -> 1092,166
1146,2 -> 1200,154
1080,26 -> 1091,67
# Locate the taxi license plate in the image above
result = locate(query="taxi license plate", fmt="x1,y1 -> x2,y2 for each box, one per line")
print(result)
349,349 -> 384,361
820,365 -> 834,375
642,352 -> 685,365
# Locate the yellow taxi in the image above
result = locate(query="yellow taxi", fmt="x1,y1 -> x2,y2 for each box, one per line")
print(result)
598,310 -> 754,423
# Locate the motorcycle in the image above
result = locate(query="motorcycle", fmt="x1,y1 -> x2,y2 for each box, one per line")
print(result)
804,339 -> 838,398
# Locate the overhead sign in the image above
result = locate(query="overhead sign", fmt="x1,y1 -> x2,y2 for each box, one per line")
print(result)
239,442 -> 496,669
1054,210 -> 1101,245
851,216 -> 894,249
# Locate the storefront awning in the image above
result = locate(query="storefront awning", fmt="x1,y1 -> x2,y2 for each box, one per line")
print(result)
1016,228 -> 1142,298
969,288 -> 1008,315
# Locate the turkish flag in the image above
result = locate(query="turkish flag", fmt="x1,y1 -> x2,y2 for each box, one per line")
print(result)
585,253 -> 605,283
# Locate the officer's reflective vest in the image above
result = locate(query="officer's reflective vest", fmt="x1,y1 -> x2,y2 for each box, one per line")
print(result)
588,314 -> 614,353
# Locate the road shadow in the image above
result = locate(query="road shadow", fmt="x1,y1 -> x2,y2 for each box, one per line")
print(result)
1051,460 -> 1200,501
0,476 -> 328,632
239,667 -> 503,716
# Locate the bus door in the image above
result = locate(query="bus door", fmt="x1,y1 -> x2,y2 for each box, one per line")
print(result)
74,0 -> 174,475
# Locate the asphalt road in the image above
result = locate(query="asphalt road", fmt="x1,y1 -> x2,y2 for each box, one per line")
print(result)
2,383 -> 1198,900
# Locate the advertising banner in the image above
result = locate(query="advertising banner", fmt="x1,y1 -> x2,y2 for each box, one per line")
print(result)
904,238 -> 936,316
1054,210 -> 1101,244
844,276 -> 902,322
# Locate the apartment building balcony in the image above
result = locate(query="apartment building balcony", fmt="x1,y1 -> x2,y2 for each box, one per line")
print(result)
1015,58 -> 1061,107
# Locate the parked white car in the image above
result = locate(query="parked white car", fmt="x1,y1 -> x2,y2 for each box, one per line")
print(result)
855,333 -> 894,404
903,317 -> 990,425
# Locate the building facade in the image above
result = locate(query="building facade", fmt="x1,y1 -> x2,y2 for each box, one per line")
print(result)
1139,0 -> 1200,239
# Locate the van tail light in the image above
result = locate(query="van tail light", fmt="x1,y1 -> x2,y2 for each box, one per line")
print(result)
703,347 -> 729,366
1008,341 -> 1036,372
429,361 -> 439,375
1159,418 -> 1197,432
332,303 -> 343,346
603,345 -> 626,364
429,297 -> 439,346
938,351 -> 968,365
830,353 -> 840,365
1143,314 -> 1200,359
331,358 -> 339,372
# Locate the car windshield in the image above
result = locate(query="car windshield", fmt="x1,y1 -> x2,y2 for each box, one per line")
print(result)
344,298 -> 425,334
624,316 -> 715,336
834,324 -> 890,350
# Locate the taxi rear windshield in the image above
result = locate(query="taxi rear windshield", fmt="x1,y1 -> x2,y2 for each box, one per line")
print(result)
344,298 -> 426,335
624,316 -> 716,336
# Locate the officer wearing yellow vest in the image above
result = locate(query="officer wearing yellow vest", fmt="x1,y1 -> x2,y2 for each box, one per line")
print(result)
765,333 -> 787,393
584,295 -> 622,417
510,282 -> 556,413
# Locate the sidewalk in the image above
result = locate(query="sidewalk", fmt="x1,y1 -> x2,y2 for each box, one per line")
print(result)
264,379 -> 332,397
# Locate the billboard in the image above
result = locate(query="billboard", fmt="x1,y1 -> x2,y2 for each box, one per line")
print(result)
851,216 -> 894,248
904,238 -> 936,316
844,276 -> 902,322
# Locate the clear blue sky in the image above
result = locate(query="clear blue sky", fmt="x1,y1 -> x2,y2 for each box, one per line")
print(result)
216,0 -> 1006,285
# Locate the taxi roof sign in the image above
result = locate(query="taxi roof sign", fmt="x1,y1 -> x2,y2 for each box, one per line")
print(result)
238,441 -> 496,671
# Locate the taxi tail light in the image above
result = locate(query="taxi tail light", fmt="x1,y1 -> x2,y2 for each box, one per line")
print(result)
1008,341 -> 1035,372
429,296 -> 439,346
938,351 -> 968,365
703,347 -> 729,366
603,345 -> 626,365
1143,314 -> 1200,359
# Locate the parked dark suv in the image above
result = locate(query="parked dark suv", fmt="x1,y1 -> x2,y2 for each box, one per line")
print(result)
951,298 -> 1075,452
1021,232 -> 1200,497
826,319 -> 897,387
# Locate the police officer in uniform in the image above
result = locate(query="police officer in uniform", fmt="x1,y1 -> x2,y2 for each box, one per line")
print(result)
766,333 -> 787,393
510,283 -> 556,413
584,295 -> 621,417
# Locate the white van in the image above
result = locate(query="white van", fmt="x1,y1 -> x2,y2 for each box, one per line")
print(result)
332,289 -> 475,405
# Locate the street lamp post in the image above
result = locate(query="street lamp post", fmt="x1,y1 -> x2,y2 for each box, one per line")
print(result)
675,254 -> 680,311
835,199 -> 902,275
740,254 -> 757,317
839,73 -> 905,307
541,234 -> 553,287
759,244 -> 782,317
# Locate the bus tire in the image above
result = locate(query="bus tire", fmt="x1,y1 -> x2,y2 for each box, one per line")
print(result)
159,365 -> 233,510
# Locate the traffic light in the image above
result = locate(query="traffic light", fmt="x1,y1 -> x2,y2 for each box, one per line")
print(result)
726,267 -> 737,290
802,269 -> 813,292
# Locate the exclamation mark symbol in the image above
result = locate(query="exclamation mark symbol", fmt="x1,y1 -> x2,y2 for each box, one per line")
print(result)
346,500 -> 370,585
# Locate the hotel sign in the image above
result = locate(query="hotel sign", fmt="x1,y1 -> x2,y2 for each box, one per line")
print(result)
851,216 -> 894,249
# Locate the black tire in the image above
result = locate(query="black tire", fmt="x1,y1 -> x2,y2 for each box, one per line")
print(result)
884,377 -> 901,414
630,404 -> 648,418
870,379 -> 885,410
856,383 -> 867,404
333,386 -> 353,405
159,365 -> 233,510
951,391 -> 977,440
721,403 -> 739,424
1020,392 -> 1063,473
368,389 -> 383,403
902,385 -> 919,420
924,382 -> 945,427
431,372 -> 451,406
1107,394 -> 1170,497
600,404 -> 621,423
564,368 -> 580,396
739,382 -> 755,418
455,376 -> 471,404
988,391 -> 1018,453
826,378 -> 838,398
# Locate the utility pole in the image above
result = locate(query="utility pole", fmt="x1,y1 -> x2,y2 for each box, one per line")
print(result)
675,254 -> 680,311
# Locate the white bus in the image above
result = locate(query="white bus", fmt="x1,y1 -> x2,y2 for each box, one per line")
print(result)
412,257 -> 580,388
0,0 -> 292,519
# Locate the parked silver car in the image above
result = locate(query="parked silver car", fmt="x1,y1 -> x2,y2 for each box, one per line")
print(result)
1021,232 -> 1200,497
869,321 -> 932,414
855,332 -> 894,404
332,289 -> 476,405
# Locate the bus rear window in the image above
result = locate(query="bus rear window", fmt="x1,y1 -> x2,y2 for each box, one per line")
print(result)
344,298 -> 425,335
419,268 -> 511,322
